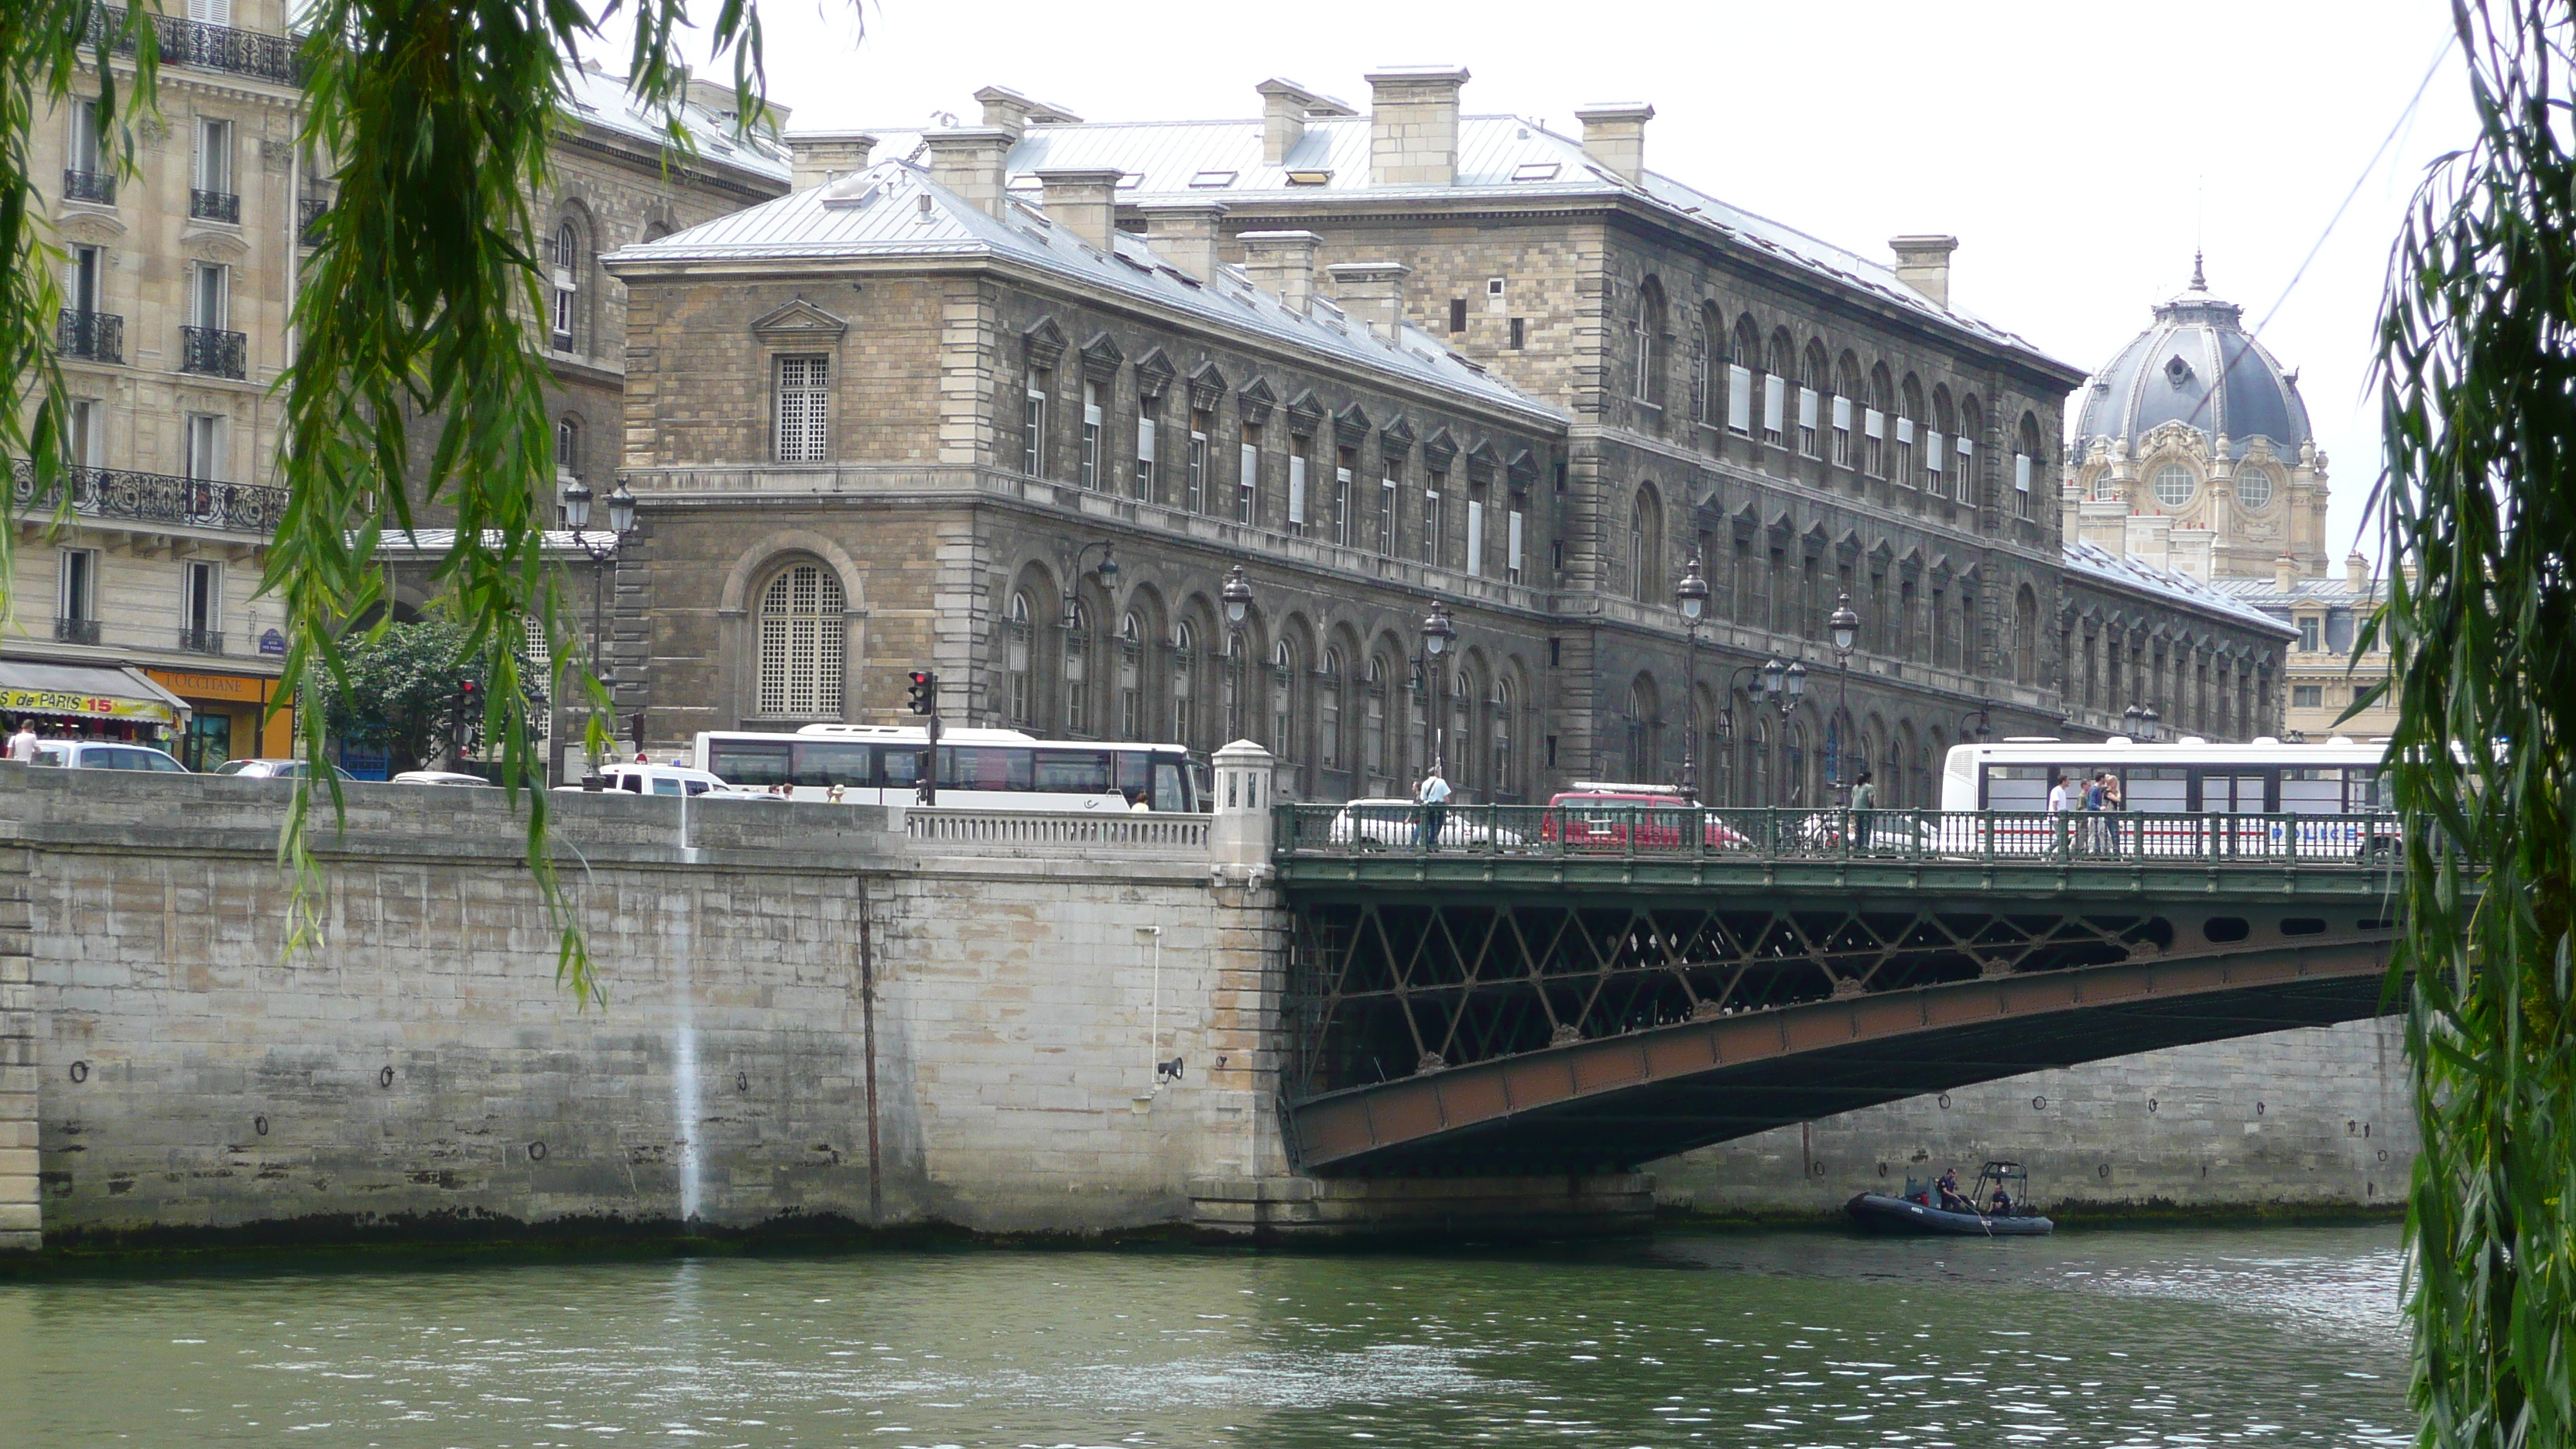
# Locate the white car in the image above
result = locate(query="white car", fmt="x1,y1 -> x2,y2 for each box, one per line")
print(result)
557,762 -> 730,797
29,740 -> 190,772
1323,798 -> 1526,848
212,756 -> 355,781
391,769 -> 496,787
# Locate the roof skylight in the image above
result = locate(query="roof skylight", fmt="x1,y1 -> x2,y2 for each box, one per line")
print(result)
1509,162 -> 1560,182
1188,170 -> 1238,188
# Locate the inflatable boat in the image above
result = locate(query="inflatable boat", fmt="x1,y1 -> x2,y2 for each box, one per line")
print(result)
1845,1160 -> 2054,1236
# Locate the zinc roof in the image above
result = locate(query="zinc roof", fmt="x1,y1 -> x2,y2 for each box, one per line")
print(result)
2063,540 -> 2295,636
562,64 -> 792,184
603,160 -> 1563,426
845,115 -> 2060,368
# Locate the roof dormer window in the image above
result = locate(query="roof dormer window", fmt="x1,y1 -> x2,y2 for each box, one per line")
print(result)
1188,170 -> 1237,188
2164,355 -> 2194,387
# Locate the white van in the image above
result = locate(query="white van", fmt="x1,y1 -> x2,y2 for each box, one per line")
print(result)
557,762 -> 733,797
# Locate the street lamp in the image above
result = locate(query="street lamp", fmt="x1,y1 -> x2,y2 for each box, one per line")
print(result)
1958,707 -> 1993,744
1065,541 -> 1119,629
2123,702 -> 2145,740
563,476 -> 637,786
2138,703 -> 2161,743
1827,593 -> 1860,804
1419,601 -> 1454,773
1221,564 -> 1253,738
1675,557 -> 1708,801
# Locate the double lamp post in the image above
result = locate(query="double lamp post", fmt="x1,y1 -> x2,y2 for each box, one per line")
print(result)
1675,555 -> 1858,808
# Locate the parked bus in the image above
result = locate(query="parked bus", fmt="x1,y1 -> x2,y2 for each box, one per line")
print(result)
689,724 -> 1202,812
1937,735 -> 2397,858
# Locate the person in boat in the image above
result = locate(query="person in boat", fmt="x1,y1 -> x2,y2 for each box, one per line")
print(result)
1989,1184 -> 2014,1215
1935,1168 -> 1969,1212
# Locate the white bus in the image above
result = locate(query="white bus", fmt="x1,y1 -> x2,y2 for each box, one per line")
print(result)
1935,735 -> 2396,858
689,724 -> 1203,812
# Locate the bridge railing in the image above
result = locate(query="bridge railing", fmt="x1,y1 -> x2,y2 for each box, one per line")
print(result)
901,807 -> 1211,852
1275,803 -> 2402,866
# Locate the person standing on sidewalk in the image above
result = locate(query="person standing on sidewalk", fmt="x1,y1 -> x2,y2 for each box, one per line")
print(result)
1415,766 -> 1451,851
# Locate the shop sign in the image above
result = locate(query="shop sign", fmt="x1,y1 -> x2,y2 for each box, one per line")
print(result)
143,669 -> 271,704
0,687 -> 178,725
259,629 -> 286,656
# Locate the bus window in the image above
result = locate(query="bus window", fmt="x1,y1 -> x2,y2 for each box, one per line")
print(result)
881,748 -> 921,788
938,745 -> 1033,791
708,740 -> 792,787
2349,768 -> 2391,811
2201,772 -> 2268,813
2280,766 -> 2345,815
1153,759 -> 1187,813
1116,751 -> 1151,803
791,741 -> 874,788
2126,767 -> 2188,813
1033,749 -> 1113,794
1981,764 -> 2050,810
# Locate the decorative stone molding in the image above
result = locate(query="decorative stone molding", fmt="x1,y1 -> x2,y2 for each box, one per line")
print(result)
1133,348 -> 1174,400
1078,330 -> 1123,383
1021,316 -> 1067,371
749,296 -> 850,341
1237,375 -> 1276,426
1284,389 -> 1324,438
1377,412 -> 1415,460
1186,359 -> 1228,411
1331,402 -> 1371,449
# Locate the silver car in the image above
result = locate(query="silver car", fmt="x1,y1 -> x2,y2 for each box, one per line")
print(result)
29,741 -> 189,772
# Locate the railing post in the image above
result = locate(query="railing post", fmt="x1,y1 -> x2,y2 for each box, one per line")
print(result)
1210,738 -> 1275,871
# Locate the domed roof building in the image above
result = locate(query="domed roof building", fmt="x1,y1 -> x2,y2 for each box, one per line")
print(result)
2066,257 -> 2331,582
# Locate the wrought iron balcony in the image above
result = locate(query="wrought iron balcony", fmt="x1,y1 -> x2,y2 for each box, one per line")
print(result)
63,168 -> 115,204
87,8 -> 300,85
53,618 -> 101,646
298,196 -> 328,245
57,309 -> 122,365
176,626 -> 225,655
180,325 -> 247,379
190,188 -> 240,224
12,459 -> 289,536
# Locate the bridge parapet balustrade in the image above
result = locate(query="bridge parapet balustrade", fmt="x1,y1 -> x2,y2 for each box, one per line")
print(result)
899,806 -> 1210,856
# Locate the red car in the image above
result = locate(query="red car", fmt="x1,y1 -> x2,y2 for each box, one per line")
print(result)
1540,787 -> 1750,851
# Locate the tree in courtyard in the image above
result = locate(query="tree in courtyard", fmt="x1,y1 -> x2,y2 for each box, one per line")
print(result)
2372,2 -> 2576,1444
325,616 -> 546,776
1,1 -> 839,999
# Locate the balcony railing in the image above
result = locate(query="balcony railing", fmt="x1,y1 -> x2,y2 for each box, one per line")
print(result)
63,168 -> 115,204
176,626 -> 224,655
180,326 -> 247,379
57,310 -> 122,365
12,459 -> 289,536
190,188 -> 240,224
298,196 -> 328,245
87,8 -> 301,85
53,618 -> 101,646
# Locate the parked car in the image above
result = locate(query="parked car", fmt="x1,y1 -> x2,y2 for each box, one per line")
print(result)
1540,785 -> 1749,850
390,770 -> 497,787
213,758 -> 357,781
555,762 -> 730,797
29,740 -> 190,772
1324,797 -> 1528,848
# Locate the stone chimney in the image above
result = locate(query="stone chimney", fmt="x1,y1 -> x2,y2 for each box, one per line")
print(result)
1141,201 -> 1227,283
1366,66 -> 1469,187
1239,230 -> 1322,316
1574,102 -> 1653,185
1889,235 -> 1960,308
1256,77 -> 1355,165
2170,528 -> 2216,581
2124,512 -> 2173,571
1327,261 -> 1412,343
788,132 -> 879,191
2078,498 -> 2129,553
1034,168 -> 1122,252
2274,554 -> 2298,594
2346,550 -> 2372,595
920,128 -> 1013,218
973,84 -> 1082,140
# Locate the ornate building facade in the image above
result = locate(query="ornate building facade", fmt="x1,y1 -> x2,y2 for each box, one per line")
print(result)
605,72 -> 2295,800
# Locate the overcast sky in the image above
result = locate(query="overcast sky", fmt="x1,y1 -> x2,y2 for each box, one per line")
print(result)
702,0 -> 2475,565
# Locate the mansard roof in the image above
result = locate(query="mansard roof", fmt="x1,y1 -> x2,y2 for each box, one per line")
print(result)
2062,540 -> 2294,637
844,113 -> 2065,372
605,159 -> 1561,428
564,63 -> 792,184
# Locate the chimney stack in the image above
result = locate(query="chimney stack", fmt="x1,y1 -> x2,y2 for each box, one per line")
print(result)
1326,260 -> 1412,343
1142,201 -> 1227,283
2124,512 -> 2174,572
973,84 -> 1081,141
1035,168 -> 1123,252
1255,77 -> 1355,166
1574,102 -> 1653,185
1365,66 -> 1469,187
1239,230 -> 1322,316
1889,235 -> 1960,308
788,132 -> 879,191
920,128 -> 1014,218
2274,554 -> 2298,594
2345,550 -> 2371,595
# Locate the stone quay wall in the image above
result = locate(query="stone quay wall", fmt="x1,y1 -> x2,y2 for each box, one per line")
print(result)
5,765 -> 1283,1247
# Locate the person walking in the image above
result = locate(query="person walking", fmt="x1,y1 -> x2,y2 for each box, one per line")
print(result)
5,719 -> 38,762
2084,772 -> 2111,854
1415,765 -> 1451,851
2100,771 -> 2126,856
1848,770 -> 1877,851
2046,772 -> 2071,858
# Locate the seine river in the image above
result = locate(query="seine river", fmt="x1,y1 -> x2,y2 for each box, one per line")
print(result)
2,1224 -> 2406,1447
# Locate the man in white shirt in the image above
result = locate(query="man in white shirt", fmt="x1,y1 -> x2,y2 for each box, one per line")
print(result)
1415,766 -> 1451,851
5,721 -> 38,762
2046,773 -> 2070,857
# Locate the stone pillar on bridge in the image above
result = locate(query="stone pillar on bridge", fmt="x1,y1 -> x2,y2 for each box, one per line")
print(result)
0,836 -> 36,1252
1199,740 -> 1294,1191
1208,739 -> 1276,873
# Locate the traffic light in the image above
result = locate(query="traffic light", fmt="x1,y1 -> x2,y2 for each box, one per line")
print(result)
906,670 -> 937,717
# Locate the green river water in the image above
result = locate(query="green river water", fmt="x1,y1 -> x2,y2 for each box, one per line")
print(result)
1,1224 -> 2407,1447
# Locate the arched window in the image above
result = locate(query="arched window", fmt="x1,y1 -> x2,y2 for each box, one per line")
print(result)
2014,586 -> 2040,686
1063,598 -> 1091,735
1882,731 -> 1903,809
1118,612 -> 1144,738
549,220 -> 581,351
1005,591 -> 1035,726
1492,677 -> 1515,798
1630,283 -> 1661,402
1744,718 -> 1769,805
1687,317 -> 1710,425
1449,667 -> 1475,786
1271,639 -> 1296,761
1785,722 -> 1809,806
553,416 -> 580,481
1625,676 -> 1660,782
1170,620 -> 1196,746
755,562 -> 844,718
1631,485 -> 1665,601
1365,656 -> 1389,787
1321,648 -> 1345,772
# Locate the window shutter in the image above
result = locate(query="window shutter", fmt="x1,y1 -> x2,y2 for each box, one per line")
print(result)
1138,416 -> 1156,463
1927,430 -> 1945,475
1832,396 -> 1852,431
1288,454 -> 1307,524
1508,509 -> 1525,574
1761,375 -> 1785,435
1726,365 -> 1752,432
1465,500 -> 1485,577
2014,452 -> 2032,494
1798,388 -> 1818,431
1865,409 -> 1885,440
1955,436 -> 1975,500
1895,417 -> 1914,445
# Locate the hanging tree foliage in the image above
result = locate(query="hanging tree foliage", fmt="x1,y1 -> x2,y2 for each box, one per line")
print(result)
2373,2 -> 2576,1445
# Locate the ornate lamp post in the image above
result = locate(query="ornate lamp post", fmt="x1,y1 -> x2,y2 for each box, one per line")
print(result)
1828,592 -> 1859,804
1418,601 -> 1455,773
1675,557 -> 1708,800
563,476 -> 636,786
1759,653 -> 1807,807
1221,564 -> 1253,738
1958,707 -> 1993,744
1064,541 -> 1119,628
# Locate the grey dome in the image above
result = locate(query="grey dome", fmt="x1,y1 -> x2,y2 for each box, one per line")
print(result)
2074,262 -> 2311,461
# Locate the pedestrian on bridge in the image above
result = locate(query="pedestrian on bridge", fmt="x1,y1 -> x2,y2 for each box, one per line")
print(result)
1848,771 -> 1876,852
1416,766 -> 1451,851
2047,774 -> 2071,858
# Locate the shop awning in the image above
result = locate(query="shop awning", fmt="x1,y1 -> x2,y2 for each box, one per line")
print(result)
0,659 -> 190,726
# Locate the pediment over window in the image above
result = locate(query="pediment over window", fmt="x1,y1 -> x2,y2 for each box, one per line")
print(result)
1186,359 -> 1228,410
1867,537 -> 1895,564
1464,440 -> 1500,485
750,296 -> 851,339
1378,412 -> 1416,457
1237,375 -> 1276,426
1420,426 -> 1458,471
1284,389 -> 1324,437
1022,316 -> 1068,370
1079,330 -> 1123,382
183,228 -> 252,263
1134,347 -> 1175,399
1506,448 -> 1538,490
1333,402 -> 1372,448
58,211 -> 125,245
